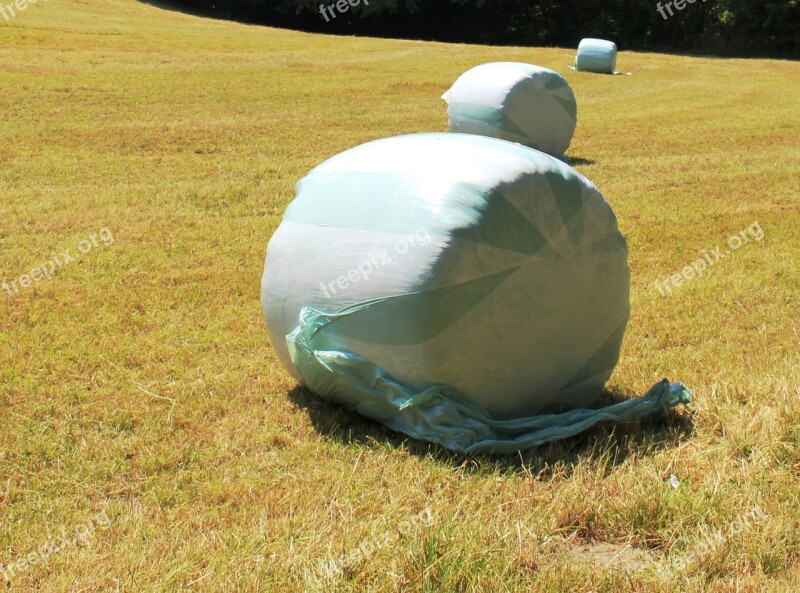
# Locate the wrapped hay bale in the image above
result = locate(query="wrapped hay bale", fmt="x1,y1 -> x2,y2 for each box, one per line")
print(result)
441,62 -> 577,157
261,133 -> 691,453
575,38 -> 617,74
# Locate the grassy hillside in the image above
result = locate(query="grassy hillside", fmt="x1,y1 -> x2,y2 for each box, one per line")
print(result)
1,1 -> 799,591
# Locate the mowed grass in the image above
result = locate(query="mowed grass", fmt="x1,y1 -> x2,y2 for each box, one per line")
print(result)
1,0 -> 799,591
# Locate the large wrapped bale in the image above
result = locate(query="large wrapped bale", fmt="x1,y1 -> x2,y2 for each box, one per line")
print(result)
441,62 -> 577,158
575,38 -> 617,74
262,134 -> 690,452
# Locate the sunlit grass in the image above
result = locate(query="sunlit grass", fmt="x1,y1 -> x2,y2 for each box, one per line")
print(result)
0,1 -> 799,591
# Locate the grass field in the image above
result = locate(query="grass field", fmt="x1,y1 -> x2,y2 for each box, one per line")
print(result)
1,1 -> 799,591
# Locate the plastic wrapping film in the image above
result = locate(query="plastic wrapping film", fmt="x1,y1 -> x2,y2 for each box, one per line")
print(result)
575,39 -> 618,74
442,62 -> 577,157
261,133 -> 691,453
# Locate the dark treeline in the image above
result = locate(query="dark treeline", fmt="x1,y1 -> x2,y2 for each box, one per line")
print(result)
162,0 -> 798,58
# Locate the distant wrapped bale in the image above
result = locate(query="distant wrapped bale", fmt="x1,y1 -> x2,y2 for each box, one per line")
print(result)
575,38 -> 617,74
441,62 -> 577,158
262,133 -> 630,432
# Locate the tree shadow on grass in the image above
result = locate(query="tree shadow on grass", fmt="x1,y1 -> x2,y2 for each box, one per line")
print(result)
286,384 -> 694,479
137,0 -> 225,20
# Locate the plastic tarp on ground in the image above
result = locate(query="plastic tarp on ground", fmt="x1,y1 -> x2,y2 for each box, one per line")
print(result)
575,38 -> 618,74
261,133 -> 691,453
442,62 -> 577,158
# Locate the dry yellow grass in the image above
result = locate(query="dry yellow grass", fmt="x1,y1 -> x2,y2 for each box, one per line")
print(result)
1,1 -> 799,591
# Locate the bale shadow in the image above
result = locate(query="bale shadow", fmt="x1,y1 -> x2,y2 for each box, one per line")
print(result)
287,384 -> 694,478
564,156 -> 596,167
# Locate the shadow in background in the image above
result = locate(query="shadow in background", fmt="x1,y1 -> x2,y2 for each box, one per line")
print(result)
287,385 -> 694,478
138,0 -> 211,19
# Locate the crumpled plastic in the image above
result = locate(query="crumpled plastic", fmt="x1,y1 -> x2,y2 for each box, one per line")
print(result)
287,302 -> 692,454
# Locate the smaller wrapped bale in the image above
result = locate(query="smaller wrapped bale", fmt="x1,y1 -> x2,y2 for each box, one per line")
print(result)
575,38 -> 617,74
442,62 -> 577,158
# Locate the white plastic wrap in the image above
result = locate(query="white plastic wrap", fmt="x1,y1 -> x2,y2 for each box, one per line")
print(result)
442,62 -> 577,157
